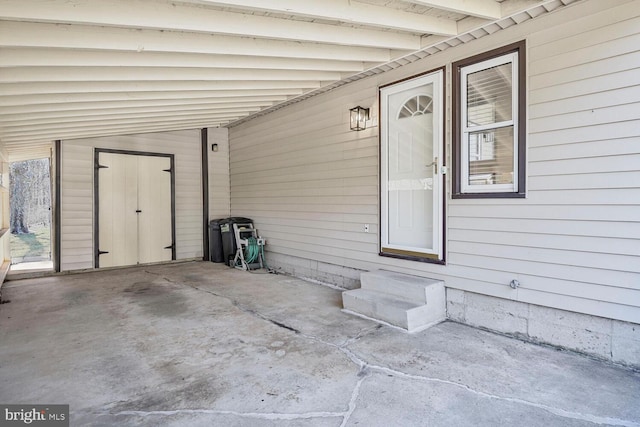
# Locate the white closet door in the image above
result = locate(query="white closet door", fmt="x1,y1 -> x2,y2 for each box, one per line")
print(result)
98,152 -> 138,268
137,155 -> 173,264
97,152 -> 173,268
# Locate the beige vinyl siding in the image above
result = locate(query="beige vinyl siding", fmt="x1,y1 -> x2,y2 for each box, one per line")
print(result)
60,129 -> 203,271
230,77 -> 396,270
208,127 -> 230,219
229,0 -> 640,324
60,143 -> 93,271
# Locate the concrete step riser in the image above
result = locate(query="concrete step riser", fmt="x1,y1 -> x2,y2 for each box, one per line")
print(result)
343,290 -> 446,332
406,304 -> 444,331
342,291 -> 409,329
360,270 -> 444,303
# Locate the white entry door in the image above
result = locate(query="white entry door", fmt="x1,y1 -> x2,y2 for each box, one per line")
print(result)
97,151 -> 173,268
380,70 -> 443,260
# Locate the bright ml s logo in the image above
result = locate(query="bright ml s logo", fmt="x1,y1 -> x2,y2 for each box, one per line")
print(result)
0,405 -> 69,426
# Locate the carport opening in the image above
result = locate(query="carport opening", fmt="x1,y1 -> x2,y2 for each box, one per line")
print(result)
9,158 -> 53,272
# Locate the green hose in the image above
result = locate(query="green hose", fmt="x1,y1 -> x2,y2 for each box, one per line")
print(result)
244,237 -> 260,264
242,236 -> 271,271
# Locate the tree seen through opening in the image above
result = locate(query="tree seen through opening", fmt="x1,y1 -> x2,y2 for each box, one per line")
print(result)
10,158 -> 52,264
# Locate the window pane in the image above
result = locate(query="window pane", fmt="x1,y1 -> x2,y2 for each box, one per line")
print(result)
467,63 -> 512,127
467,126 -> 514,186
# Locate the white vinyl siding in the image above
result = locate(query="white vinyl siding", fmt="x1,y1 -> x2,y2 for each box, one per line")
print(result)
60,129 -> 202,271
229,87 -> 380,262
208,127 -> 231,219
229,0 -> 640,324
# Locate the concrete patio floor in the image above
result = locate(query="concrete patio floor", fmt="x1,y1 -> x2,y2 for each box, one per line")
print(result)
0,262 -> 638,426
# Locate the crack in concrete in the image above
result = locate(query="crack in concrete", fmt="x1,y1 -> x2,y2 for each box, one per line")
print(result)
340,324 -> 382,348
360,364 -> 640,427
108,408 -> 344,421
266,318 -> 301,334
340,369 -> 370,427
168,279 -> 640,427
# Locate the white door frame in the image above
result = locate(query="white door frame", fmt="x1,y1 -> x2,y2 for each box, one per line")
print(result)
380,69 -> 444,261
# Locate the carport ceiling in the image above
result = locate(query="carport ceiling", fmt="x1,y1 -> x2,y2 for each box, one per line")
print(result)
0,0 -> 576,157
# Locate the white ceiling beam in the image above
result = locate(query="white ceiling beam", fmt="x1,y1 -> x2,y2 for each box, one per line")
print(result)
174,0 -> 458,34
0,67 -> 343,83
0,0 -> 425,49
0,107 -> 260,129
0,21 -> 392,63
0,80 -> 322,96
0,118 -> 236,140
0,48 -> 365,73
419,34 -> 450,49
0,96 -> 288,115
0,110 -> 246,126
1,122 -> 226,145
0,90 -> 304,107
1,102 -> 277,123
403,0 -> 502,20
1,122 -> 224,143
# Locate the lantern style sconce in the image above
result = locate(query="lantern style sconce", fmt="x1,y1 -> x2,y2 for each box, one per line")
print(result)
349,106 -> 370,131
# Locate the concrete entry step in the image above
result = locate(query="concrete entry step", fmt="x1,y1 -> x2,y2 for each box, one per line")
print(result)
342,270 -> 446,333
360,269 -> 444,303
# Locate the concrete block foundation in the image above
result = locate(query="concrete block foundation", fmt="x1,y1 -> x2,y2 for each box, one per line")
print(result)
448,289 -> 640,369
265,252 -> 363,289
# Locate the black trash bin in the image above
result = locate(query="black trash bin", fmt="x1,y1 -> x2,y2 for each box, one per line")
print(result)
209,219 -> 225,263
220,217 -> 253,266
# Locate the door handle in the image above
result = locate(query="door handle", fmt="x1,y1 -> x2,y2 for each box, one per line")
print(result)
426,157 -> 438,174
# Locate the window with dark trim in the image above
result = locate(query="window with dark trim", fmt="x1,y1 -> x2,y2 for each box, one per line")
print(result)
452,41 -> 526,198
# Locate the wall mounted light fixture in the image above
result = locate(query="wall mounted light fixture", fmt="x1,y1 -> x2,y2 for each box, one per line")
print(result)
349,106 -> 370,131
211,143 -> 219,152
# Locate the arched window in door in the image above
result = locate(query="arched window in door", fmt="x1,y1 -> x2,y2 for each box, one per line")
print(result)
397,94 -> 433,119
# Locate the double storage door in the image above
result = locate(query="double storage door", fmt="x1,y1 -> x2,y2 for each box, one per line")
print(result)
96,151 -> 174,268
